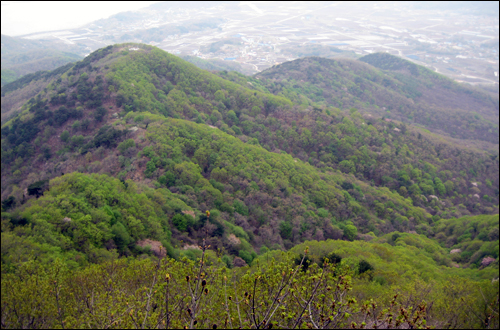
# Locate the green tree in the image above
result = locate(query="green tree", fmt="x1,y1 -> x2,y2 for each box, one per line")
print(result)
95,106 -> 108,122
111,222 -> 133,251
60,130 -> 70,142
358,259 -> 374,274
233,199 -> 249,216
409,184 -> 422,196
343,224 -> 358,241
339,160 -> 355,174
435,177 -> 446,196
214,90 -> 225,102
280,221 -> 293,239
118,139 -> 136,154
172,214 -> 188,231
239,250 -> 253,265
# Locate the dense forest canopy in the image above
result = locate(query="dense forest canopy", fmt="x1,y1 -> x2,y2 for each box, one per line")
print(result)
254,55 -> 499,144
1,43 -> 498,328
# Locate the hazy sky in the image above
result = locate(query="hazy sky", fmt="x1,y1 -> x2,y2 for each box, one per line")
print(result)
1,1 -> 161,36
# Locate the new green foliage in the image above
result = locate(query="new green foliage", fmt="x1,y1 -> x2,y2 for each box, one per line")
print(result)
2,44 -> 498,221
432,214 -> 499,267
0,44 -> 498,329
2,172 -> 193,267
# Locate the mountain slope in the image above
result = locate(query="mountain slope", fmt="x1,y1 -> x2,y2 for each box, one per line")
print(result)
2,44 -> 498,214
2,112 -> 431,257
180,55 -> 256,75
1,34 -> 83,86
2,229 -> 497,329
1,44 -> 498,264
1,62 -> 76,122
0,35 -> 498,330
3,115 -> 497,274
254,55 -> 499,144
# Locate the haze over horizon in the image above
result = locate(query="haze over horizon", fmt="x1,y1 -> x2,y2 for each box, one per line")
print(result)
1,1 -> 498,87
1,1 -> 160,36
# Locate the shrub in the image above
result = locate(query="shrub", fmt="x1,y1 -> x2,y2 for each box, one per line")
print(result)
60,130 -> 70,142
239,250 -> 253,265
343,224 -> 358,241
322,252 -> 342,266
172,214 -> 188,232
2,196 -> 16,210
118,139 -> 135,153
358,260 -> 374,275
294,254 -> 313,272
233,199 -> 249,216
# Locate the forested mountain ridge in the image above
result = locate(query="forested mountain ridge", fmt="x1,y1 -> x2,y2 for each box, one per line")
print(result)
180,55 -> 256,75
2,44 -> 497,218
253,54 -> 499,145
0,43 -> 497,265
1,43 -> 498,329
1,111 -> 430,262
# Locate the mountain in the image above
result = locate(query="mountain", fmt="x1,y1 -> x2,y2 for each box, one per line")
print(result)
1,35 -> 83,86
2,42 -> 498,226
253,54 -> 499,145
180,55 -> 257,75
1,42 -> 498,329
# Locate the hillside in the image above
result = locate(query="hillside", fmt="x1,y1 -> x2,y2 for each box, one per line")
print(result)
180,55 -> 256,75
1,62 -> 77,123
1,35 -> 83,86
1,224 -> 498,328
2,44 -> 498,222
1,112 -> 430,257
254,55 -> 499,145
1,42 -> 498,329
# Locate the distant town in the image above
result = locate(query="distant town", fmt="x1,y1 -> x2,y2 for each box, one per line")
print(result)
20,1 -> 499,85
